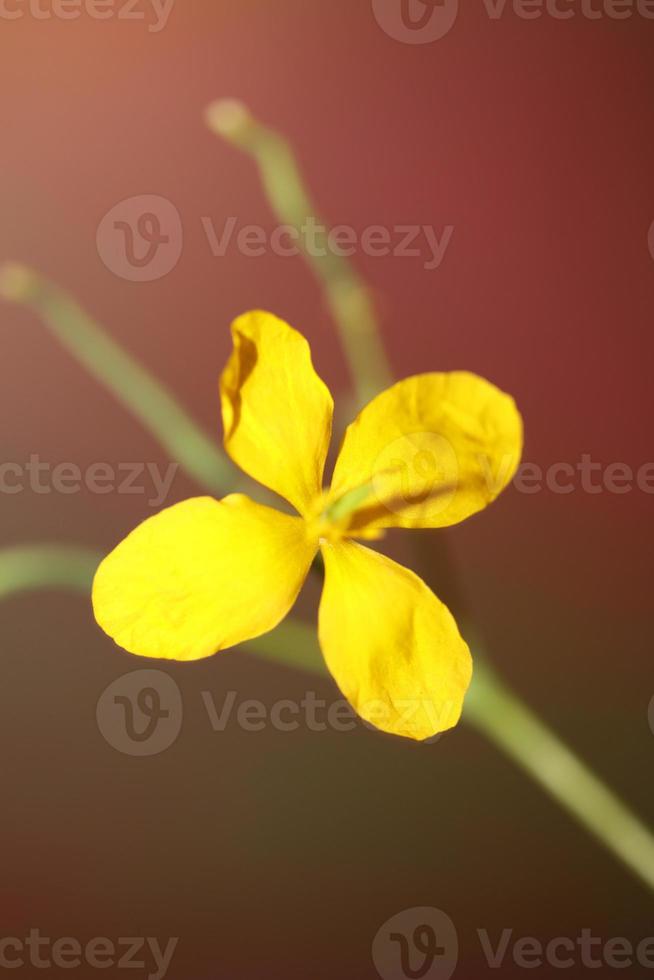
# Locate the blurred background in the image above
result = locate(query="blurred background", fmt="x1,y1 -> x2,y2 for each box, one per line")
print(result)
1,1 -> 653,976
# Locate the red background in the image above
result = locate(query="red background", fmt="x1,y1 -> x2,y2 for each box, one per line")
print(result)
1,2 -> 653,976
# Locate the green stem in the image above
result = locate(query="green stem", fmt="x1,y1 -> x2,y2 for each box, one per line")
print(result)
0,545 -> 101,599
214,104 -> 654,888
465,659 -> 654,893
0,264 -> 236,494
246,618 -> 323,674
3,124 -> 652,894
205,100 -> 393,406
0,544 -> 320,671
4,545 -> 654,892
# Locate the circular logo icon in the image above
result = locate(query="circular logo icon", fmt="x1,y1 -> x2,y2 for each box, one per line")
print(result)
371,0 -> 459,44
96,670 -> 183,756
373,907 -> 458,980
372,431 -> 459,523
96,195 -> 183,282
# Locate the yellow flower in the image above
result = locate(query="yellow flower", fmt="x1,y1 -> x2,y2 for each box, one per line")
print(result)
93,311 -> 522,740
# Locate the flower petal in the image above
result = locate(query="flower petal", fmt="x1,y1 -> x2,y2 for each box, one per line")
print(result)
93,495 -> 316,661
220,311 -> 334,516
318,540 -> 472,740
330,372 -> 522,530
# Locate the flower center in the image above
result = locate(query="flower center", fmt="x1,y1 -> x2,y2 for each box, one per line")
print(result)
305,480 -> 381,544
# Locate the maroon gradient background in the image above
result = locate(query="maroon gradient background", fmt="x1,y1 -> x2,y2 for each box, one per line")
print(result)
1,1 -> 653,977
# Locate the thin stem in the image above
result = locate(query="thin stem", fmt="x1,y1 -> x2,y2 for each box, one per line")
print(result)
465,659 -> 654,893
245,618 -> 323,674
206,101 -> 654,893
4,129 -> 652,893
205,100 -> 393,406
0,545 -> 320,669
0,545 -> 101,599
3,546 -> 654,892
0,264 -> 236,494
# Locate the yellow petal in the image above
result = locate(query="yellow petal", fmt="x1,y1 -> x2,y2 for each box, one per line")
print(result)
318,540 -> 472,740
93,495 -> 316,661
330,372 -> 522,530
220,311 -> 334,516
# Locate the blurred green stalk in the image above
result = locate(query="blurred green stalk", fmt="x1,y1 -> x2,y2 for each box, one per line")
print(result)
203,101 -> 654,892
466,660 -> 654,892
1,106 -> 652,896
0,543 -> 322,678
0,264 -> 235,494
3,544 -> 654,890
205,99 -> 393,406
0,545 -> 100,599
